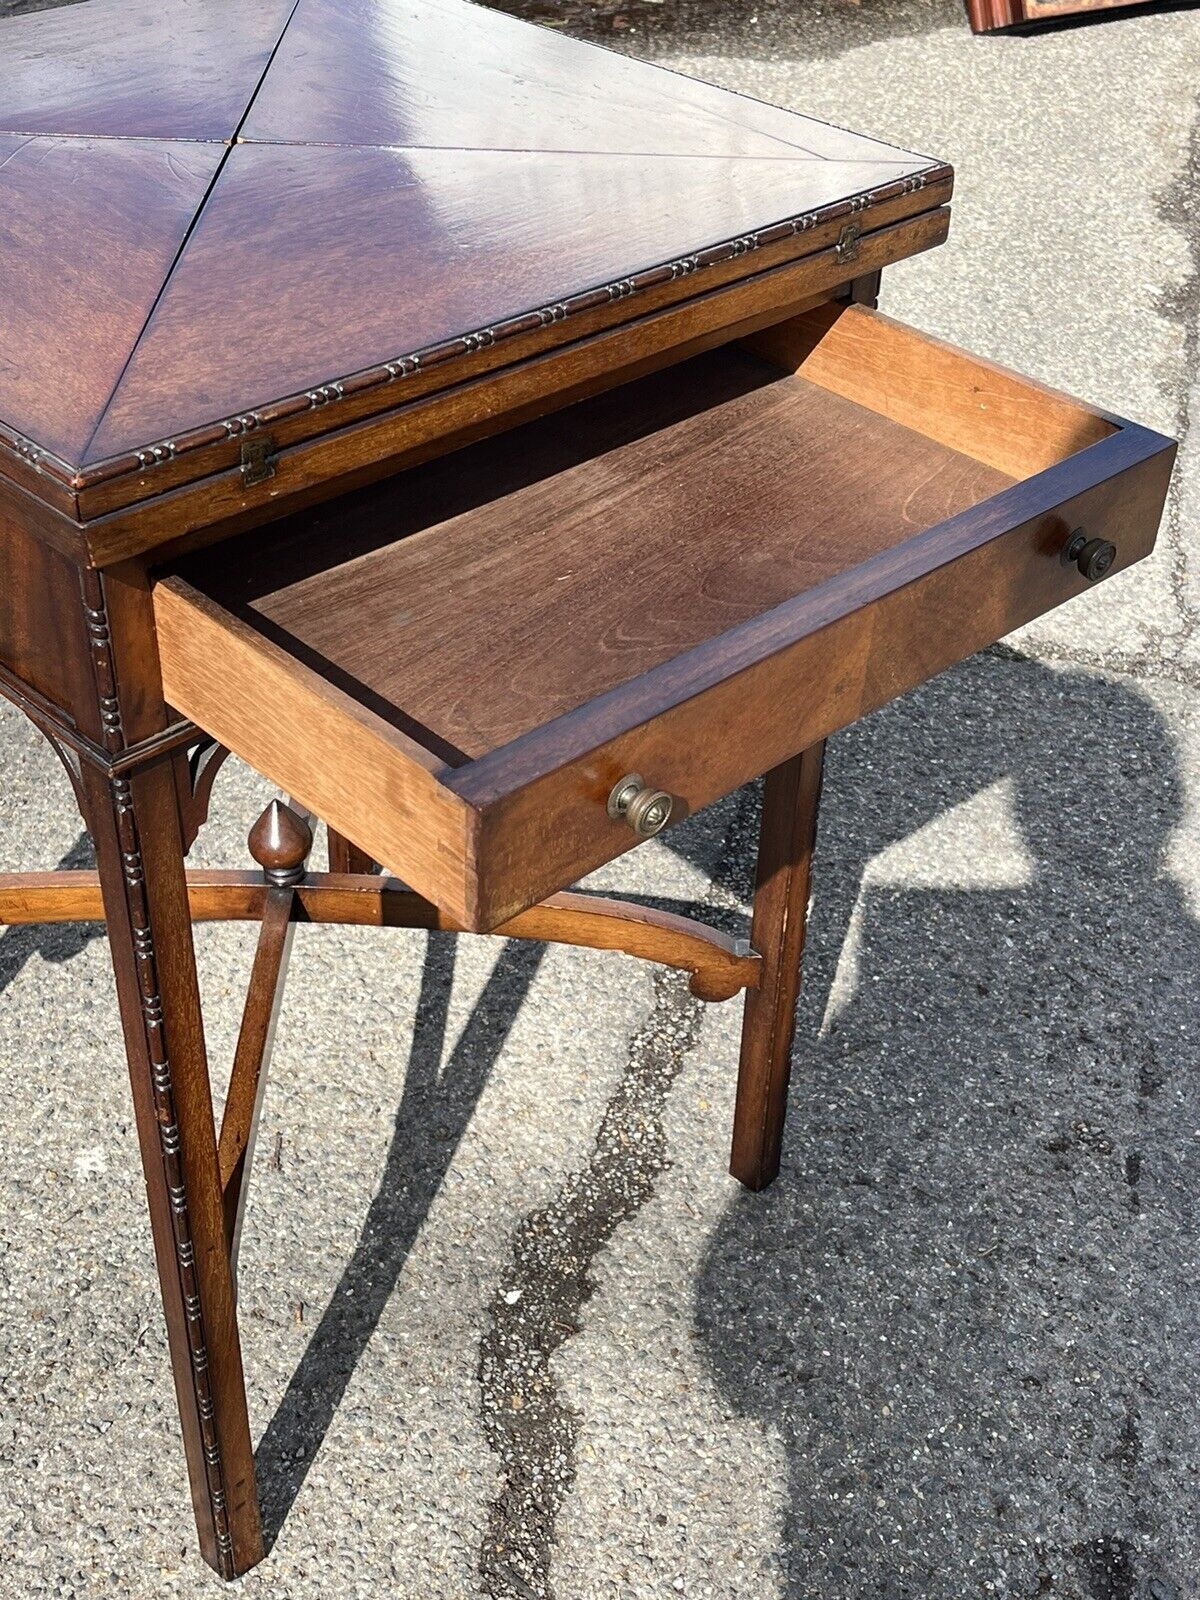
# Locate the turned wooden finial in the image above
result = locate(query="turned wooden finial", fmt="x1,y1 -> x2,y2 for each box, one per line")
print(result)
248,800 -> 313,886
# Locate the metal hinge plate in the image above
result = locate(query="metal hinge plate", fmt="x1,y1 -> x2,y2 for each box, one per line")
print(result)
240,435 -> 277,488
835,221 -> 862,264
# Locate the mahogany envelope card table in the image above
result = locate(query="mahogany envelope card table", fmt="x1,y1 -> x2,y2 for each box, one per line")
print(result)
0,0 -> 1177,1578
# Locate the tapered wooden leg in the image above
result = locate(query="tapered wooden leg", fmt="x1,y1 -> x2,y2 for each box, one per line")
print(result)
80,758 -> 263,1579
730,742 -> 826,1192
327,827 -> 376,875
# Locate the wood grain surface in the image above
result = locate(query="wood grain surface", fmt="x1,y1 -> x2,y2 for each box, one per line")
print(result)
462,440 -> 1171,929
747,301 -> 1116,477
74,207 -> 951,545
83,142 -> 936,465
0,0 -> 946,501
242,0 -> 930,162
193,347 -> 1011,759
152,576 -> 478,922
0,869 -> 762,1001
0,136 -> 221,465
152,304 -> 1175,931
0,0 -> 295,140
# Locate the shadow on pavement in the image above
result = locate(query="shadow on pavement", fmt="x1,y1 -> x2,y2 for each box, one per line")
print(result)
253,649 -> 1200,1594
255,931 -> 546,1547
0,0 -> 960,46
488,0 -> 960,59
993,0 -> 1200,34
694,651 -> 1198,1599
0,833 -> 100,996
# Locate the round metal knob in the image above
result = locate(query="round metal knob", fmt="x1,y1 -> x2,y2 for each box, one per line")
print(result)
1062,529 -> 1117,583
607,774 -> 674,838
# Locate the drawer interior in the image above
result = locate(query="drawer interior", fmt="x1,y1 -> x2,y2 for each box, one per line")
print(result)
170,304 -> 1117,766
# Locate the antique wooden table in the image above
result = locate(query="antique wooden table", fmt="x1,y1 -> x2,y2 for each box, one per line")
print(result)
0,0 -> 1177,1578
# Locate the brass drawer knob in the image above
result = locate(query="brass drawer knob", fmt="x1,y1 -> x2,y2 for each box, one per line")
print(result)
1062,528 -> 1117,582
607,774 -> 674,838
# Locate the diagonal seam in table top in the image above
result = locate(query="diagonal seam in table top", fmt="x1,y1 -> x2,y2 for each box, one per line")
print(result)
0,0 -> 948,482
0,0 -> 926,164
81,142 -> 942,468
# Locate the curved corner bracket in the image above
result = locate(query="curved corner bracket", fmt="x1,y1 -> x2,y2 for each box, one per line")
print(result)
176,739 -> 233,853
27,712 -> 89,826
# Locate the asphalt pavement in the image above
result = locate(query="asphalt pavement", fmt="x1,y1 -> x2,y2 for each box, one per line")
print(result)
0,1 -> 1198,1596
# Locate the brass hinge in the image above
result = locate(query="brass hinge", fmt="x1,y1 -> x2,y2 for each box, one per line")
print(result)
240,435 -> 277,488
835,221 -> 862,264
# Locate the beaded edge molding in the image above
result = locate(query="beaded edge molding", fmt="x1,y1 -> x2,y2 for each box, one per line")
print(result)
79,567 -> 241,1579
0,165 -> 946,492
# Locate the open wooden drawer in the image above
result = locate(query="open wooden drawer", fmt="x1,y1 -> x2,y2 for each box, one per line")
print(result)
153,304 -> 1176,932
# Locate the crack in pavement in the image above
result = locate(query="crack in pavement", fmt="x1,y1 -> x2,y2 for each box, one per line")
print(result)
477,971 -> 706,1600
1027,78 -> 1200,688
476,795 -> 752,1600
1155,85 -> 1200,655
986,636 -> 1200,690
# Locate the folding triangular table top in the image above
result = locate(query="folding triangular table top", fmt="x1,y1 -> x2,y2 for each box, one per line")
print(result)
0,0 -> 950,506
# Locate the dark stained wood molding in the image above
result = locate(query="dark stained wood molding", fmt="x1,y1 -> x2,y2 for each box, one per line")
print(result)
0,179 -> 951,504
75,567 -> 262,1577
3,189 -> 953,542
175,739 -> 233,852
0,869 -> 764,1001
72,168 -> 948,488
75,207 -> 952,564
0,651 -> 203,776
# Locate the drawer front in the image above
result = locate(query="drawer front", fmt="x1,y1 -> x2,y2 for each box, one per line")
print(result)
154,577 -> 479,920
457,433 -> 1173,928
157,303 -> 1176,934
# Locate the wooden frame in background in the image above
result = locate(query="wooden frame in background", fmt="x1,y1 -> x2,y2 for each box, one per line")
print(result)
968,0 -> 1175,30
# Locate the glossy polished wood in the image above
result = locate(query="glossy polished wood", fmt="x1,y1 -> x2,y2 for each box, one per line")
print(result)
0,0 -> 945,501
75,205 -> 952,548
0,869 -> 763,1000
0,508 -> 94,720
86,142 -> 932,466
0,0 -> 295,141
243,0 -> 928,161
70,566 -> 263,1579
218,803 -> 314,1264
0,136 -> 221,466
